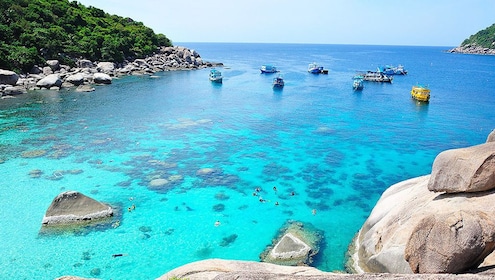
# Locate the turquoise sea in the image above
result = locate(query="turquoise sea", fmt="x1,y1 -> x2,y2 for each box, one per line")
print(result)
1,43 -> 494,279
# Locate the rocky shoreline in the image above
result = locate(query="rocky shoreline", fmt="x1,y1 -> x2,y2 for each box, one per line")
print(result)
0,45 -> 223,97
447,44 -> 495,55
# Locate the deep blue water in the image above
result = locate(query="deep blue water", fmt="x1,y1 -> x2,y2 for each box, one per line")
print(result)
0,43 -> 494,279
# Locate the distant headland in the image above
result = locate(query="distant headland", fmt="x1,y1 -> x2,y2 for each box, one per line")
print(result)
448,23 -> 495,55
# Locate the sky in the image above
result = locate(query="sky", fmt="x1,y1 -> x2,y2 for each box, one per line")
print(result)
76,0 -> 494,47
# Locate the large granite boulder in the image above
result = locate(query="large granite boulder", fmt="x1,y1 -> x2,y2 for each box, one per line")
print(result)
405,211 -> 495,273
36,74 -> 62,88
427,142 -> 495,193
65,73 -> 85,86
349,132 -> 495,274
93,73 -> 112,84
349,176 -> 495,274
0,69 -> 19,85
158,259 -> 335,280
41,191 -> 113,225
96,62 -> 115,74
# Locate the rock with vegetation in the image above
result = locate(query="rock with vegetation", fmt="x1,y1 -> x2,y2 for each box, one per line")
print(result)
41,191 -> 113,226
348,130 -> 495,274
0,0 -> 223,96
0,0 -> 172,73
449,23 -> 495,55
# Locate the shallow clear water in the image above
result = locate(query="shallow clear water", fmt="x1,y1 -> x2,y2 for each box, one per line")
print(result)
1,43 -> 494,279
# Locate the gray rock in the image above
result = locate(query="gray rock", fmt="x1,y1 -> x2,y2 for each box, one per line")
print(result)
427,142 -> 495,193
260,221 -> 322,266
93,73 -> 112,84
96,62 -> 115,73
78,59 -> 94,68
65,73 -> 85,86
30,65 -> 42,74
487,129 -> 495,143
3,86 -> 27,95
41,191 -> 113,225
42,66 -> 53,75
158,259 -> 495,280
405,211 -> 495,273
0,69 -> 19,85
46,60 -> 60,71
36,74 -> 62,88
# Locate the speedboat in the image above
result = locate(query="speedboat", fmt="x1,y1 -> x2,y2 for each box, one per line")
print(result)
352,76 -> 364,91
260,65 -> 278,73
209,69 -> 223,83
411,85 -> 430,102
273,75 -> 284,88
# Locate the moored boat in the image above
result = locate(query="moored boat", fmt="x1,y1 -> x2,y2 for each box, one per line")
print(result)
378,65 -> 407,75
411,85 -> 430,102
352,76 -> 364,91
308,63 -> 324,74
273,74 -> 284,89
361,71 -> 393,83
260,65 -> 278,73
209,69 -> 223,83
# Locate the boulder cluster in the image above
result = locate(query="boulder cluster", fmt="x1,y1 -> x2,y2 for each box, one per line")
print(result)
349,129 -> 495,274
0,46 -> 222,97
448,44 -> 495,55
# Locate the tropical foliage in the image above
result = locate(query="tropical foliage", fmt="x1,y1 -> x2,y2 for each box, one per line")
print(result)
0,0 -> 172,73
461,23 -> 495,49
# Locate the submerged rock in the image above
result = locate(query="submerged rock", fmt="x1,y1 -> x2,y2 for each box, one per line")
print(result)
260,221 -> 323,266
41,191 -> 113,226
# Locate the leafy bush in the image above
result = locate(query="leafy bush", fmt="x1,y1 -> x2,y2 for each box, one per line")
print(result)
0,0 -> 172,73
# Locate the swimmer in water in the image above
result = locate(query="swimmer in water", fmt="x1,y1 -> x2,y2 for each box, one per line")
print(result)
214,220 -> 221,227
312,209 -> 317,215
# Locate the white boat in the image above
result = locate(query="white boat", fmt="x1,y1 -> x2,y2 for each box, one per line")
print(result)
308,62 -> 324,74
209,69 -> 223,83
260,65 -> 278,73
272,75 -> 284,89
352,76 -> 364,91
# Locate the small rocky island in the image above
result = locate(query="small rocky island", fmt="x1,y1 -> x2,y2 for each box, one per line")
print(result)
41,191 -> 113,227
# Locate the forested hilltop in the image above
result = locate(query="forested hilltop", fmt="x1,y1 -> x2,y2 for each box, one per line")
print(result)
0,0 -> 172,73
461,23 -> 495,48
449,23 -> 495,55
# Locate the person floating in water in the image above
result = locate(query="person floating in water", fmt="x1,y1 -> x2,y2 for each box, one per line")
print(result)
273,186 -> 277,192
214,220 -> 221,227
290,191 -> 295,196
312,209 -> 317,215
275,201 -> 279,206
255,187 -> 261,192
